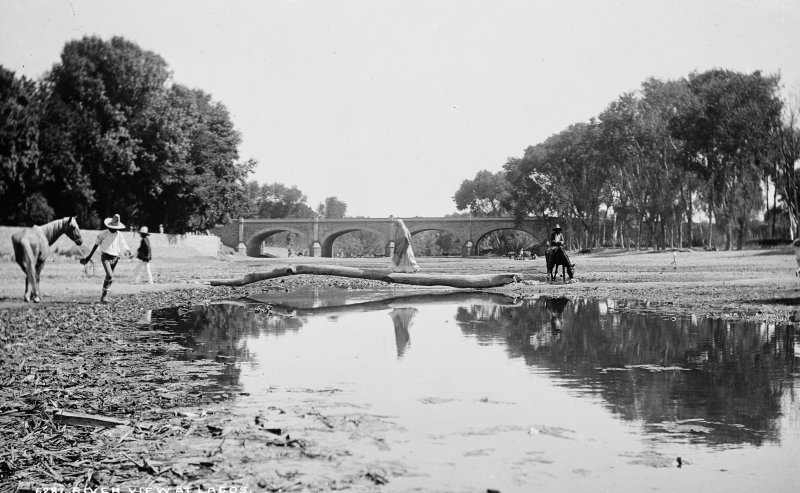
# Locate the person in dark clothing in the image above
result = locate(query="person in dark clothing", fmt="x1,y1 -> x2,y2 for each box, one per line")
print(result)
133,226 -> 153,284
548,224 -> 565,253
546,224 -> 572,278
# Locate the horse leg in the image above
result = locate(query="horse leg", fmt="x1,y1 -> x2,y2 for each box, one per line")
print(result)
22,241 -> 40,302
12,238 -> 29,302
33,259 -> 45,302
16,256 -> 31,302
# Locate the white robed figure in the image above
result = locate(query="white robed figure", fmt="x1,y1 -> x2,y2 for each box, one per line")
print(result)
390,218 -> 420,273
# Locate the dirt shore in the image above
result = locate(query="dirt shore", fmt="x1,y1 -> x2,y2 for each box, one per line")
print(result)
1,248 -> 798,491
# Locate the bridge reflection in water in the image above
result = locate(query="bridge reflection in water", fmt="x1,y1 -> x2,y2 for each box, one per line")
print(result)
148,289 -> 799,491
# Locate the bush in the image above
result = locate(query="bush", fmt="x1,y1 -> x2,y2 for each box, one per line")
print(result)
24,193 -> 54,225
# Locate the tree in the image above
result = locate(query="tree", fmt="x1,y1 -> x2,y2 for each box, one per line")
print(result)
34,36 -> 254,232
599,79 -> 693,250
674,70 -> 782,249
453,170 -> 511,216
506,123 -> 609,248
548,121 -> 610,248
246,181 -> 315,219
40,36 -> 171,224
503,152 -> 557,221
0,66 -> 47,224
317,196 -> 347,218
771,90 -> 800,239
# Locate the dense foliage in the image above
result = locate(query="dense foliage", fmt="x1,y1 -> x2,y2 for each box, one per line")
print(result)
460,70 -> 796,250
1,36 -> 254,232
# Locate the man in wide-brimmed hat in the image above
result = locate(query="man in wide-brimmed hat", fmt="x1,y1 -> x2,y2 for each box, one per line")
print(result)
546,223 -> 574,281
549,224 -> 564,251
81,214 -> 131,302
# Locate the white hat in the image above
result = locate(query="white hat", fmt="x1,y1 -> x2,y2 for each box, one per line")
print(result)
103,214 -> 125,230
139,226 -> 150,235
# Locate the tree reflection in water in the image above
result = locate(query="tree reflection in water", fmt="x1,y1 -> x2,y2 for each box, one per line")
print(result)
149,302 -> 304,391
150,293 -> 797,448
456,296 -> 797,446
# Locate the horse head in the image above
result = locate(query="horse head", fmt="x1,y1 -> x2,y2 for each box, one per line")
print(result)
66,216 -> 83,246
566,263 -> 575,280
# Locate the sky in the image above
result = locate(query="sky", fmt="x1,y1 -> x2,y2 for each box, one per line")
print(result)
2,0 -> 799,218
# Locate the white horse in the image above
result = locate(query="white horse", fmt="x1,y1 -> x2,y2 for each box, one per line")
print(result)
11,217 -> 83,302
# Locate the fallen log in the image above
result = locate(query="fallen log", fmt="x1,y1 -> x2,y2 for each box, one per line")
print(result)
209,264 -> 522,289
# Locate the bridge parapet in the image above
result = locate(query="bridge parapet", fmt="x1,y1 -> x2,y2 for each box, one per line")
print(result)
211,216 -> 553,257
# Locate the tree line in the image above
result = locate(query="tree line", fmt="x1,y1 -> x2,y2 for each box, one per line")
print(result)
5,38 -> 796,253
0,35 -> 387,240
1,36 -> 261,232
455,70 -> 800,251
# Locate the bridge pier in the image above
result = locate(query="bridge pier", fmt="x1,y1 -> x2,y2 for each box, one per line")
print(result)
311,241 -> 322,257
237,218 -> 247,254
463,240 -> 474,257
385,241 -> 395,258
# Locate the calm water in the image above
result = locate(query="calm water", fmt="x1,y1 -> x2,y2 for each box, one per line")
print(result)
149,288 -> 800,492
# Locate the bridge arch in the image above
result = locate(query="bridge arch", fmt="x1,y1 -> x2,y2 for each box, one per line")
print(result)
320,226 -> 388,258
404,226 -> 467,256
246,226 -> 308,257
407,225 -> 462,239
473,227 -> 543,256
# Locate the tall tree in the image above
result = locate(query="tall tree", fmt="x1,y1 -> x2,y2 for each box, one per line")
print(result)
506,122 -> 609,248
600,79 -> 693,250
674,70 -> 782,249
35,36 -> 254,231
0,66 -> 50,224
40,36 -> 171,224
771,91 -> 800,239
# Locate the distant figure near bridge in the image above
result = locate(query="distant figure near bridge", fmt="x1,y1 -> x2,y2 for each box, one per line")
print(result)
390,218 -> 420,273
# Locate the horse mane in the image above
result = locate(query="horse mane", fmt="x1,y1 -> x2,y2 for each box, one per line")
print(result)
37,217 -> 72,246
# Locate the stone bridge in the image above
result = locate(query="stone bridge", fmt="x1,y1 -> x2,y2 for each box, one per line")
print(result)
212,216 -> 553,257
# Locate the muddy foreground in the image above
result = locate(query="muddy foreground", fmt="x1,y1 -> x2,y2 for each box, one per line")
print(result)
1,248 -> 798,491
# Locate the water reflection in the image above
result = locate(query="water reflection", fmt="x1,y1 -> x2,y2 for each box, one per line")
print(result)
389,307 -> 417,358
456,297 -> 798,446
149,292 -> 798,450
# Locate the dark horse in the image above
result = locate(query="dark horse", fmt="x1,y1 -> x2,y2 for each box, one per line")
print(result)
12,217 -> 83,302
545,247 -> 575,283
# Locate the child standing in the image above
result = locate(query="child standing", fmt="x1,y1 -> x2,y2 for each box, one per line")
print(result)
81,214 -> 131,302
133,226 -> 154,284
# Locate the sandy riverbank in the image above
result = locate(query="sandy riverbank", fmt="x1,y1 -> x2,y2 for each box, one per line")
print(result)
2,247 -> 798,320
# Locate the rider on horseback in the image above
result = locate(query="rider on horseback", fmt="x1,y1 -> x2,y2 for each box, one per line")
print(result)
546,224 -> 574,282
548,224 -> 565,253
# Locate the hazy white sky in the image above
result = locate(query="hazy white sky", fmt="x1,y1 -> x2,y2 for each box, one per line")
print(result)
2,0 -> 799,217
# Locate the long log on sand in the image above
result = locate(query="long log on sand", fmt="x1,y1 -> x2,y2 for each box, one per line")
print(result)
209,264 -> 522,289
